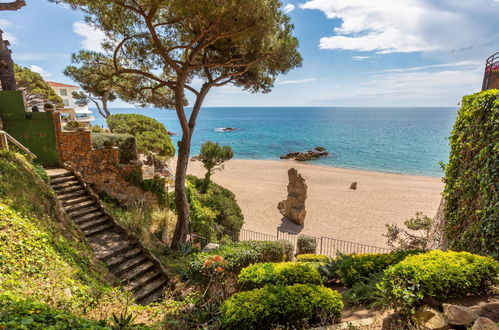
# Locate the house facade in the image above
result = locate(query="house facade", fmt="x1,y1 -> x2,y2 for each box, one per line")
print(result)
47,81 -> 94,127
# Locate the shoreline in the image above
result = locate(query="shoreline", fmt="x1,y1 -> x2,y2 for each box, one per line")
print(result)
175,158 -> 444,248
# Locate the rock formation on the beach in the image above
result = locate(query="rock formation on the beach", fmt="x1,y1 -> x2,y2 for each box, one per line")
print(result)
350,182 -> 357,190
280,146 -> 329,161
278,168 -> 307,225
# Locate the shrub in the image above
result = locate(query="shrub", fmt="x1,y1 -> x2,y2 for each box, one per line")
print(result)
297,254 -> 330,262
64,120 -> 83,130
107,113 -> 175,158
221,284 -> 343,329
379,250 -> 499,314
190,241 -> 285,276
384,212 -> 433,251
343,272 -> 384,307
92,132 -> 138,164
238,262 -> 323,290
277,240 -> 294,261
91,124 -> 103,133
317,257 -> 343,284
297,235 -> 317,255
336,250 -> 424,287
443,90 -> 499,258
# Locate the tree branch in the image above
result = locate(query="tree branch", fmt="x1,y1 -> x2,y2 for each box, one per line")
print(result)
0,0 -> 25,11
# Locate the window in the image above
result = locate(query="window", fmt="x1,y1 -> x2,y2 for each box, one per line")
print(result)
63,99 -> 69,107
60,88 -> 68,96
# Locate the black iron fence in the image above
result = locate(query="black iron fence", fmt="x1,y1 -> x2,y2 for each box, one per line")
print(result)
482,52 -> 499,91
238,228 -> 389,258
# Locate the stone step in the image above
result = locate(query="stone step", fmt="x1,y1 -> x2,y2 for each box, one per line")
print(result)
73,211 -> 106,225
138,286 -> 166,306
125,269 -> 162,292
57,189 -> 87,201
50,175 -> 77,185
106,247 -> 143,268
53,185 -> 82,195
120,261 -> 155,282
48,171 -> 73,180
135,278 -> 167,305
112,255 -> 148,277
64,200 -> 97,213
68,206 -> 101,219
61,195 -> 92,207
83,223 -> 114,237
51,180 -> 80,189
79,217 -> 112,231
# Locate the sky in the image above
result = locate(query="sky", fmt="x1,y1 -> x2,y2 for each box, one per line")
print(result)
2,0 -> 499,107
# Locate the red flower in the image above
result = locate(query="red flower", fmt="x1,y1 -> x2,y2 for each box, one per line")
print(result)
216,266 -> 223,273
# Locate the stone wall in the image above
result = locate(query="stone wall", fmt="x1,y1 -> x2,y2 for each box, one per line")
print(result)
52,113 -> 158,206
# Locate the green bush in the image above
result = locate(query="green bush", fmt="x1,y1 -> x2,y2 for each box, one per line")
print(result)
343,272 -> 384,307
297,235 -> 317,255
443,90 -> 499,258
336,250 -> 424,287
277,240 -> 294,261
170,175 -> 243,243
124,169 -> 166,204
92,132 -> 138,164
190,241 -> 285,276
221,284 -> 343,329
379,250 -> 499,314
107,114 -> 175,158
238,262 -> 323,290
297,254 -> 330,262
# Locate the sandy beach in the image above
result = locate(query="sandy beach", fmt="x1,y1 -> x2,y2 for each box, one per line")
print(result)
179,159 -> 444,248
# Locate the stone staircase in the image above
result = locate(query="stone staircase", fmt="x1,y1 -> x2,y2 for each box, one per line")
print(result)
47,168 -> 168,305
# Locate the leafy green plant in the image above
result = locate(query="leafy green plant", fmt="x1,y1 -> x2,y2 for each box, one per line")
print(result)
124,170 -> 166,205
92,132 -> 138,164
378,250 -> 499,315
65,120 -> 83,131
296,254 -> 330,262
384,212 -> 433,251
277,239 -> 294,261
179,301 -> 222,329
297,235 -> 317,255
317,256 -> 343,284
221,284 -> 343,329
198,141 -> 233,191
343,272 -> 385,307
443,90 -> 499,258
238,262 -> 323,290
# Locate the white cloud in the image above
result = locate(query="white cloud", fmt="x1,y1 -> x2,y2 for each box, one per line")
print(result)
73,21 -> 106,52
29,65 -> 52,78
0,19 -> 16,44
300,0 -> 499,55
276,78 -> 316,85
283,4 -> 295,13
379,61 -> 481,73
352,56 -> 371,61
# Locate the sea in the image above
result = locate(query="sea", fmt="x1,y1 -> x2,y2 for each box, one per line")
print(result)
93,107 -> 458,177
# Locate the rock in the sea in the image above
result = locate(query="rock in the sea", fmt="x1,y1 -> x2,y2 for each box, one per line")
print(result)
472,317 -> 499,330
414,305 -> 450,330
443,303 -> 479,325
280,147 -> 328,161
350,181 -> 357,190
278,168 -> 307,226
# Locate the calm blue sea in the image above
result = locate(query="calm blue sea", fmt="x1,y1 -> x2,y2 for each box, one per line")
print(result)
93,107 -> 458,177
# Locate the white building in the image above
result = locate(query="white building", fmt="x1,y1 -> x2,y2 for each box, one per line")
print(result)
47,81 -> 95,127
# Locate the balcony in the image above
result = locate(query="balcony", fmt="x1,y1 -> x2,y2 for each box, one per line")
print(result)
482,52 -> 499,91
75,116 -> 95,122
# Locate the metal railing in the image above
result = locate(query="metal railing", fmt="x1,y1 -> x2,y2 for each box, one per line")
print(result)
238,228 -> 389,258
482,52 -> 499,91
0,130 -> 36,159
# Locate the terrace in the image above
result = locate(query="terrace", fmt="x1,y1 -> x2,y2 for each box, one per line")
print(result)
482,52 -> 499,91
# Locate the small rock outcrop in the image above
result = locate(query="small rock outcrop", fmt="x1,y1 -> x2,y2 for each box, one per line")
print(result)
472,317 -> 499,330
278,168 -> 307,225
414,306 -> 449,330
350,181 -> 357,190
280,146 -> 329,161
443,303 -> 479,325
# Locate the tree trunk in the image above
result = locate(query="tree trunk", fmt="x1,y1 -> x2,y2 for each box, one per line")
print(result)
0,0 -> 25,11
0,30 -> 16,90
102,94 -> 111,118
171,135 -> 191,249
203,170 -> 212,193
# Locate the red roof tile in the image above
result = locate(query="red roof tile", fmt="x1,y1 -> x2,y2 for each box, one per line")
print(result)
47,81 -> 79,88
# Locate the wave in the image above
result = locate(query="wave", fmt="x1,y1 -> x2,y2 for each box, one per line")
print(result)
214,127 -> 239,132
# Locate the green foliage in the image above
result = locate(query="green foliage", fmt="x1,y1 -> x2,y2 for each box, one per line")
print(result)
336,250 -> 424,287
0,293 -> 110,329
443,90 -> 499,258
91,132 -> 138,164
385,212 -> 433,251
296,254 -> 330,262
277,240 -> 294,261
190,241 -> 286,276
65,120 -> 83,130
124,170 -> 166,205
343,272 -> 385,307
297,235 -> 317,255
238,262 -> 323,290
14,64 -> 63,107
107,114 -> 175,158
91,124 -> 104,133
221,284 -> 343,329
198,141 -> 234,189
317,257 -> 343,284
170,175 -> 243,243
379,250 -> 499,314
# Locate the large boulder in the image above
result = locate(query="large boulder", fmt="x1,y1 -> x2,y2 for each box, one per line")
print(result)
443,304 -> 479,325
278,168 -> 307,225
414,305 -> 450,330
472,317 -> 499,330
280,147 -> 328,161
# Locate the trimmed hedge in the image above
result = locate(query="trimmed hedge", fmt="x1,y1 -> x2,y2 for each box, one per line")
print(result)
443,90 -> 499,258
335,250 -> 424,287
379,250 -> 499,314
297,234 -> 317,254
221,284 -> 343,329
91,132 -> 138,164
277,240 -> 294,261
238,262 -> 323,289
297,254 -> 330,262
190,241 -> 285,276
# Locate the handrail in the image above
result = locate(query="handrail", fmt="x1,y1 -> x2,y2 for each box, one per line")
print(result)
0,130 -> 37,159
482,51 -> 499,91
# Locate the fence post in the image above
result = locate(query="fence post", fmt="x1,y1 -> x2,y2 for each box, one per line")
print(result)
319,237 -> 323,255
276,228 -> 279,240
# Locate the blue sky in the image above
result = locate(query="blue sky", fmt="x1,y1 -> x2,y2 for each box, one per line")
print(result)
2,0 -> 499,107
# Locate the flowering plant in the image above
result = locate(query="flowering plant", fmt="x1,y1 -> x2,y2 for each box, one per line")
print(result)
485,63 -> 499,73
201,255 -> 228,299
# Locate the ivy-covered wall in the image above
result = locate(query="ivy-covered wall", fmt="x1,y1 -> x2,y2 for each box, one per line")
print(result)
443,90 -> 498,258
